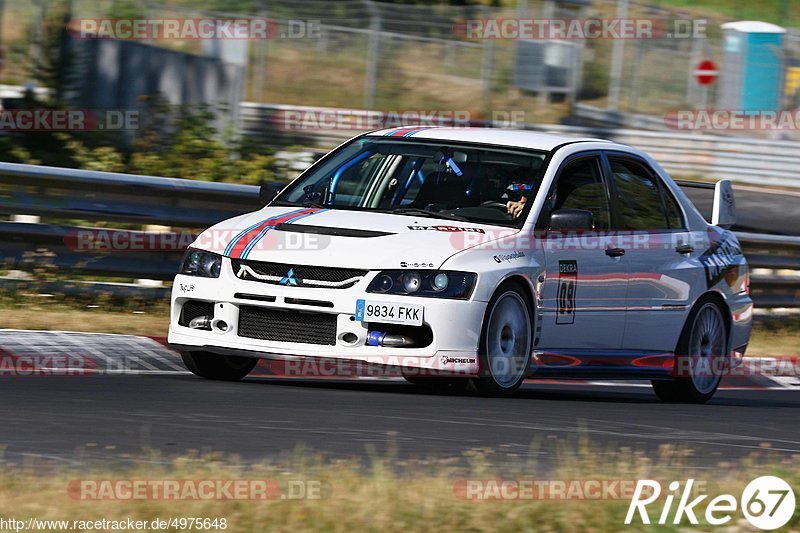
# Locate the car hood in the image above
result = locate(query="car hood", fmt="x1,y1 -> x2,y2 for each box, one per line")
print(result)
192,206 -> 518,269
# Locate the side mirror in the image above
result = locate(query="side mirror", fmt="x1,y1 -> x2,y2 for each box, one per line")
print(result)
549,208 -> 594,231
259,182 -> 283,205
712,179 -> 736,229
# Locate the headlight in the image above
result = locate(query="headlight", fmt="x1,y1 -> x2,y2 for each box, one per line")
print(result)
432,272 -> 449,291
367,270 -> 476,299
373,274 -> 394,293
180,249 -> 222,278
402,271 -> 421,293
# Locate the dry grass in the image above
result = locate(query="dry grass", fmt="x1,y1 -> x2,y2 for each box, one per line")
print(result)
0,299 -> 169,337
0,300 -> 797,357
748,316 -> 800,358
0,445 -> 797,532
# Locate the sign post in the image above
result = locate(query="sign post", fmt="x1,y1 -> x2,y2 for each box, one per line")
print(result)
693,59 -> 719,108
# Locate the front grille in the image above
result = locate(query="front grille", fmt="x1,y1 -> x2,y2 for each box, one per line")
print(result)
230,259 -> 366,289
179,300 -> 214,326
238,305 -> 337,345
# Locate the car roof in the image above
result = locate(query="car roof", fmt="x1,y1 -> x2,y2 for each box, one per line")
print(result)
366,126 -> 612,152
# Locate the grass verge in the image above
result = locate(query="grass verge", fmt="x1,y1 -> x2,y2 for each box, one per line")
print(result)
0,299 -> 797,357
749,316 -> 800,358
0,298 -> 169,337
0,445 -> 797,532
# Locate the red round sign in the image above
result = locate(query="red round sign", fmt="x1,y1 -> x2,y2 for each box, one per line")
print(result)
694,60 -> 718,85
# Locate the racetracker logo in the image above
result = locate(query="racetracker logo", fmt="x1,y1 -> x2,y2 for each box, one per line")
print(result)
449,229 -> 739,255
65,228 -> 329,253
276,109 -> 475,131
665,109 -> 800,131
625,477 -> 796,529
70,18 -> 320,40
68,479 -> 326,500
453,18 -> 706,40
672,357 -> 800,379
260,355 -> 480,378
0,354 -> 88,376
454,479 -> 647,501
0,109 -> 138,131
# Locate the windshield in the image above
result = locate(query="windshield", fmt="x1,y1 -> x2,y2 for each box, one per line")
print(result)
273,137 -> 548,227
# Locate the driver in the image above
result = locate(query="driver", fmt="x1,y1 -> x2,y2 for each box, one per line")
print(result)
504,181 -> 531,219
507,197 -> 527,218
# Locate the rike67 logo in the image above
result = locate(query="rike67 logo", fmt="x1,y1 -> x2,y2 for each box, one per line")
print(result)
625,477 -> 796,530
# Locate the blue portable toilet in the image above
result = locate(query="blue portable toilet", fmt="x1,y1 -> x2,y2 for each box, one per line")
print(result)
719,21 -> 785,112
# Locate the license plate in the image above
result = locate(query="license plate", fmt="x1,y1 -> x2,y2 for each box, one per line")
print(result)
355,299 -> 423,326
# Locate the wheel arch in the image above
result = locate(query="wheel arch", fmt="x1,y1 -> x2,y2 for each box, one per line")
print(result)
490,274 -> 536,312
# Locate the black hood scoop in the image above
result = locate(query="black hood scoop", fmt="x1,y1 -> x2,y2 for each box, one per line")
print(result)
274,223 -> 394,238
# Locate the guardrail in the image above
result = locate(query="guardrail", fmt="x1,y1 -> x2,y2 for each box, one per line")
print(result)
0,161 -> 799,306
239,102 -> 800,189
736,232 -> 800,308
0,162 -> 262,299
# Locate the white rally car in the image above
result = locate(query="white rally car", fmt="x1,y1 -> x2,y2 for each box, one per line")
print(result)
169,127 -> 752,402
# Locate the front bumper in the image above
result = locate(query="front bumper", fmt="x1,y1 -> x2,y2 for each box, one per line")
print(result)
168,259 -> 484,375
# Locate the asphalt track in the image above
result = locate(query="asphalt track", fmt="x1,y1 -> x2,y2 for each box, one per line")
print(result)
1,372 -> 798,468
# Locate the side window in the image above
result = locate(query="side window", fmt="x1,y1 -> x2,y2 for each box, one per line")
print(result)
608,158 -> 669,231
545,157 -> 610,230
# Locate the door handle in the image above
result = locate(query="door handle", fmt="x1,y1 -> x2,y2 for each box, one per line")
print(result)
605,247 -> 625,258
675,244 -> 694,254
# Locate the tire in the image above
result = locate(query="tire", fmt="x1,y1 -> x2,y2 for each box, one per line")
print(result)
473,281 -> 533,397
651,296 -> 728,404
403,375 -> 471,394
181,350 -> 258,381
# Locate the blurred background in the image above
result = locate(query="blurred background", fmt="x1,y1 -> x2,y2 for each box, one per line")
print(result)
0,0 -> 799,344
1,0 -> 799,174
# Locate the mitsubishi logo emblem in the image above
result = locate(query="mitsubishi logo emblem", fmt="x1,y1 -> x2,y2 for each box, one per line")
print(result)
280,268 -> 299,286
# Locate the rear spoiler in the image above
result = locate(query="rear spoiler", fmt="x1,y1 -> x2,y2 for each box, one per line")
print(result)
675,179 -> 736,229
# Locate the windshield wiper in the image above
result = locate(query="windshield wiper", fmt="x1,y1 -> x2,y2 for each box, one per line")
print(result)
391,207 -> 468,222
272,200 -> 329,209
